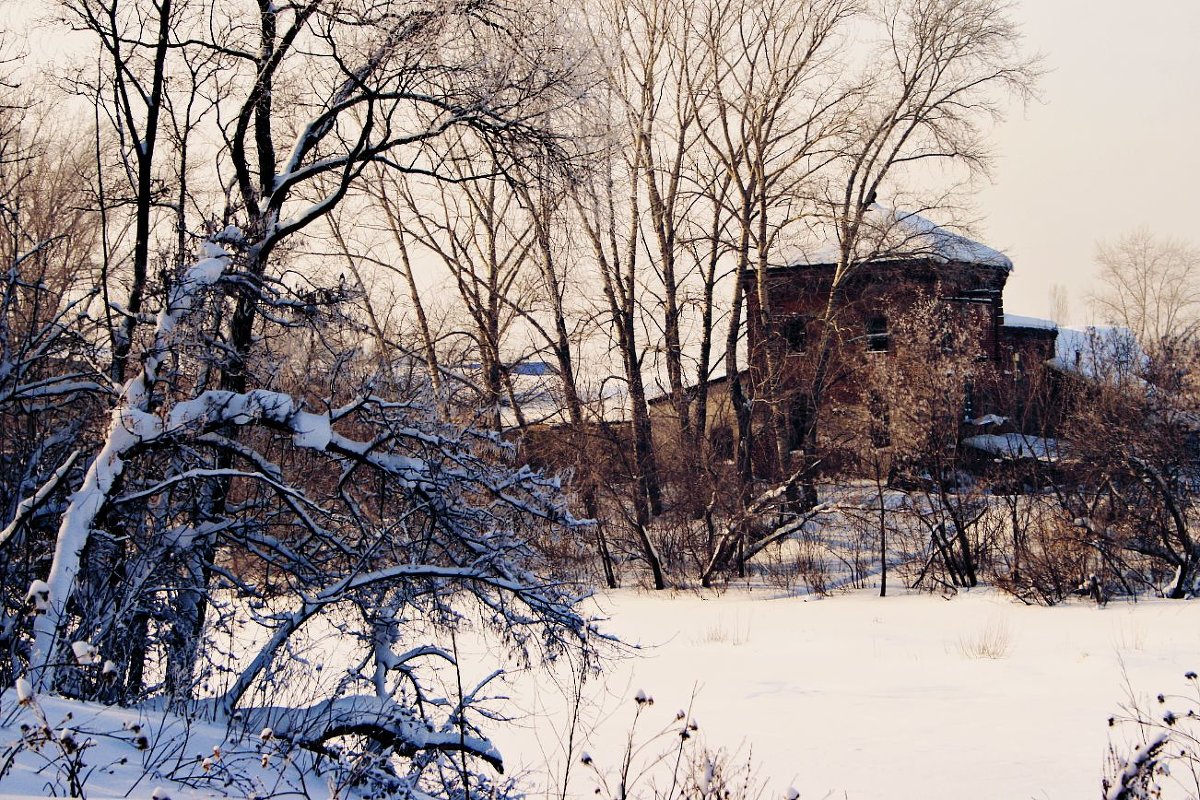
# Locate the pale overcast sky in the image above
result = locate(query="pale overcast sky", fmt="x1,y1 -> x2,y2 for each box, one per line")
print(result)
976,0 -> 1200,322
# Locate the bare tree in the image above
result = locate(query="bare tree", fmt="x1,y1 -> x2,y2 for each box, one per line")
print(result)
1,0 -> 605,789
509,162 -> 621,586
572,150 -> 667,586
823,0 -> 1040,301
1048,282 -> 1070,325
20,0 -> 593,714
690,0 -> 856,487
58,0 -> 212,383
339,167 -> 451,410
391,138 -> 537,431
1091,228 -> 1200,350
762,0 -> 1041,509
570,70 -> 667,586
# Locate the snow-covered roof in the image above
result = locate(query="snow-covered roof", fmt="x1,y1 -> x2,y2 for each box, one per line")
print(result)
1049,325 -> 1144,379
1003,313 -> 1057,331
963,433 -> 1060,462
784,207 -> 1013,271
502,369 -> 630,427
510,361 -> 553,376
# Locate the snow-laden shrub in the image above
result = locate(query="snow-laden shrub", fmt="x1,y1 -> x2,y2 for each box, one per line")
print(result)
1104,671 -> 1200,799
0,226 -> 604,799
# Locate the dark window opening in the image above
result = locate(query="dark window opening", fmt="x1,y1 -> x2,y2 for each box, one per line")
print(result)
866,315 -> 889,352
709,424 -> 734,461
868,391 -> 891,448
787,398 -> 811,452
782,316 -> 808,353
964,378 -> 976,421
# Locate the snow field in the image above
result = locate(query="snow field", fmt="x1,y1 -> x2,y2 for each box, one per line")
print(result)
489,589 -> 1200,800
4,589 -> 1199,799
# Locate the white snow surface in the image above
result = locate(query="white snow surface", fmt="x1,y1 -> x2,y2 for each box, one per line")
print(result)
490,589 -> 1200,800
291,410 -> 332,449
785,207 -> 1013,271
5,590 -> 1200,799
966,413 -> 1008,427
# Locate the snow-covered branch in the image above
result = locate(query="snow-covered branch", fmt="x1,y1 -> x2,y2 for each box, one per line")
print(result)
30,236 -> 236,682
239,694 -> 504,773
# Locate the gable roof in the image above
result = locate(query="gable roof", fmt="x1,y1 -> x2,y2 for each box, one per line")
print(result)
784,207 -> 1013,272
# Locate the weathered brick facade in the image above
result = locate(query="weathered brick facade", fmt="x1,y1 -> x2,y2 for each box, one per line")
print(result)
740,216 -> 1058,477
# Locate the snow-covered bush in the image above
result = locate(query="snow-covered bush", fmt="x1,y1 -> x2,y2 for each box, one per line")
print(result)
0,231 -> 600,798
1103,671 -> 1200,799
0,108 -> 109,692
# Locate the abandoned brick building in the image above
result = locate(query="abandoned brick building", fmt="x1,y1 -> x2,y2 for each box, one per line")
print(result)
739,207 -> 1061,477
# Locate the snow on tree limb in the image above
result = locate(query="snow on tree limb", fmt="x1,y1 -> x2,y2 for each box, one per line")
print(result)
31,235 -> 235,684
31,230 -> 590,695
0,449 -> 80,549
237,694 -> 505,773
219,557 -> 588,715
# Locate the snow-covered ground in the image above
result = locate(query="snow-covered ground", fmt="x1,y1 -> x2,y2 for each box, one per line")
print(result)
4,588 -> 1199,799
494,588 -> 1200,800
